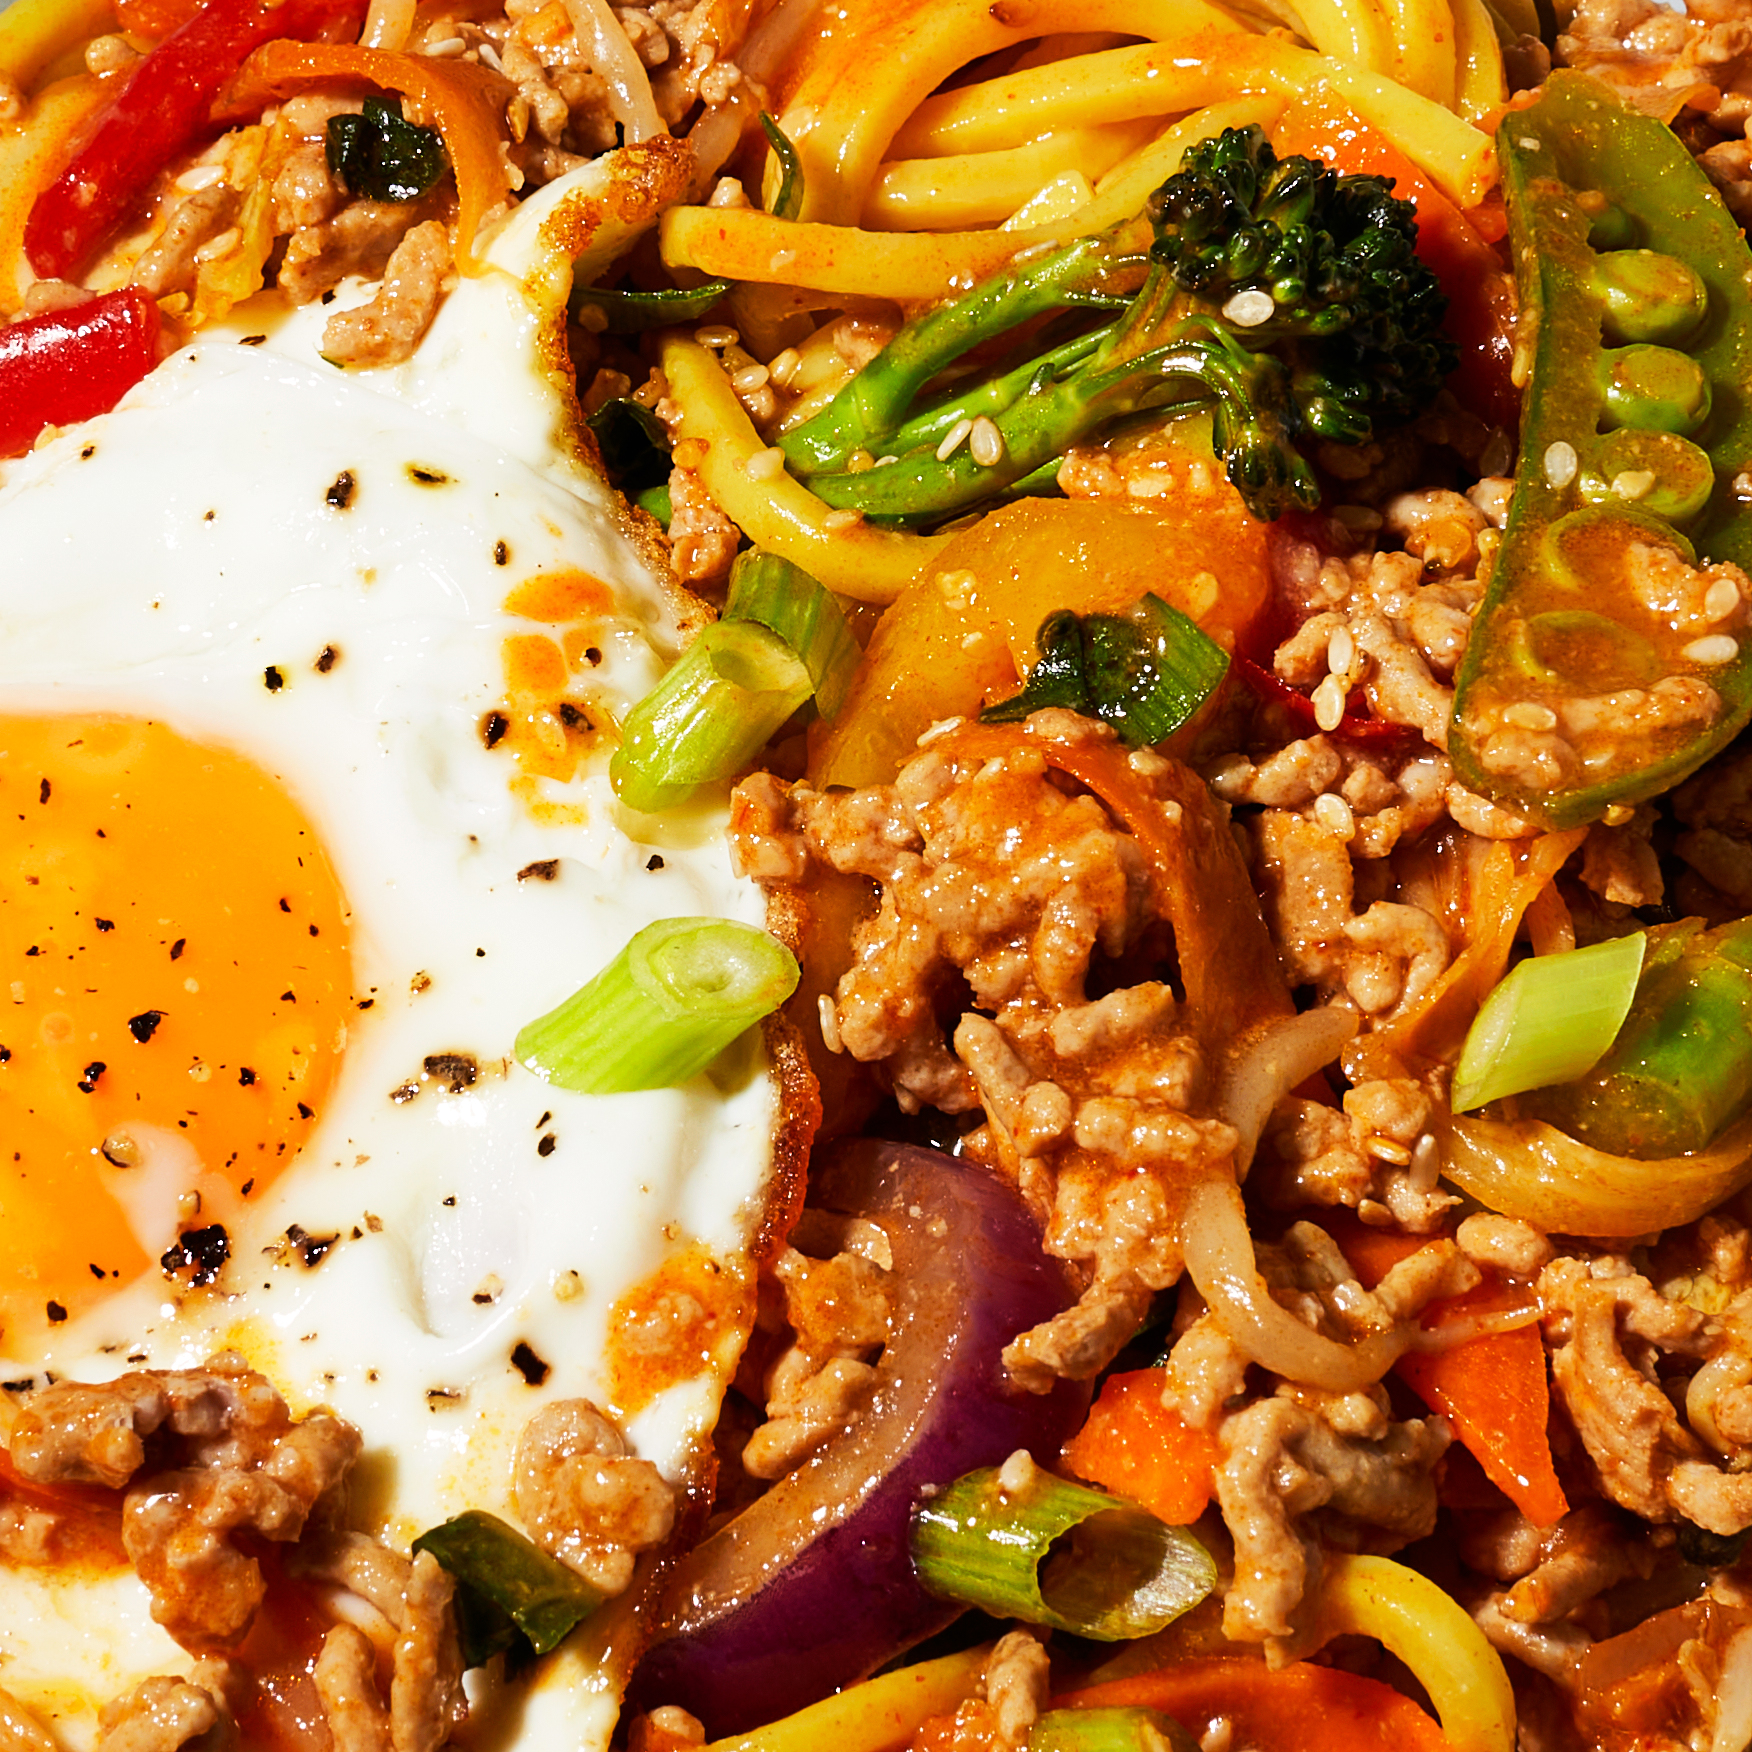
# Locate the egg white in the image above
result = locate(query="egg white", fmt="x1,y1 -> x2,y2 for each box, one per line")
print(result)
0,160 -> 779,1749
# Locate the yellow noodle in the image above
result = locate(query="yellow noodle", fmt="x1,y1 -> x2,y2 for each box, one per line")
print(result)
657,332 -> 952,604
1314,1555 -> 1517,1752
881,36 -> 1495,207
0,0 -> 112,87
863,120 -> 1159,232
774,0 -> 1251,226
1002,169 -> 1099,230
1240,0 -> 1394,73
1451,0 -> 1509,121
1379,0 -> 1457,106
660,204 -> 1127,302
1077,96 -> 1288,233
704,1647 -> 989,1752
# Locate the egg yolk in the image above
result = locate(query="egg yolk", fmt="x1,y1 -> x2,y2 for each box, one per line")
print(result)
0,716 -> 354,1338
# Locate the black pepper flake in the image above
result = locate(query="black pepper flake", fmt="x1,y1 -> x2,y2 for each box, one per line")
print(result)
583,646 -> 602,666
95,917 -> 115,932
481,711 -> 509,749
315,645 -> 339,673
510,1342 -> 550,1387
77,1061 -> 105,1092
284,1224 -> 337,1267
442,1196 -> 456,1207
281,989 -> 297,1002
537,1132 -> 557,1157
558,702 -> 589,729
424,1052 -> 478,1093
297,1102 -> 314,1120
517,859 -> 559,882
358,997 -> 375,1010
279,897 -> 292,913
308,924 -> 319,937
241,1179 -> 254,1196
0,1047 -> 10,1063
2,1378 -> 37,1391
426,1387 -> 462,1406
326,470 -> 357,509
79,443 -> 96,459
239,334 -> 268,346
38,778 -> 50,804
238,1067 -> 257,1086
24,946 -> 38,957
127,1010 -> 164,1043
390,1082 -> 420,1104
170,938 -> 186,960
88,1263 -> 106,1280
203,510 -> 216,523
493,539 -> 509,566
645,855 -> 665,872
321,289 -> 337,304
535,1110 -> 552,1128
407,463 -> 450,486
161,1224 -> 229,1286
264,666 -> 285,692
45,1302 -> 67,1324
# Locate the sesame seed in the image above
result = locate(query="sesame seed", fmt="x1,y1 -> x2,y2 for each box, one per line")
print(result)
822,507 -> 864,531
935,417 -> 974,463
1222,288 -> 1276,328
1542,441 -> 1578,488
745,445 -> 786,481
1311,673 -> 1347,733
420,34 -> 467,54
174,163 -> 227,193
1312,791 -> 1355,839
1683,633 -> 1739,666
693,324 -> 739,350
1502,700 -> 1559,730
732,363 -> 771,395
1327,627 -> 1355,679
768,348 -> 802,388
1705,575 -> 1742,622
968,416 -> 1005,468
193,227 -> 242,264
1610,468 -> 1656,501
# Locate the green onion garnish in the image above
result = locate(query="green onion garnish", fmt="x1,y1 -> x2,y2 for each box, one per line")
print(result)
981,594 -> 1229,747
910,1463 -> 1216,1641
586,397 -> 671,495
1030,1709 -> 1199,1752
326,96 -> 447,203
760,110 -> 806,223
515,917 -> 799,1094
1452,931 -> 1647,1113
411,1509 -> 602,1667
725,550 -> 860,720
1525,914 -> 1752,1156
610,619 -> 812,814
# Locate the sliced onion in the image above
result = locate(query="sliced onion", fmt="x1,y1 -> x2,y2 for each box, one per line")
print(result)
1219,1006 -> 1358,1178
1442,1109 -> 1752,1237
560,0 -> 664,143
626,1141 -> 1090,1735
1180,1179 -> 1407,1392
359,0 -> 415,51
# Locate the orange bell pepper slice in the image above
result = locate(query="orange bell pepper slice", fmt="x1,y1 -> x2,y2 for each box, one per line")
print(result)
1273,94 -> 1518,432
1056,1657 -> 1455,1752
1062,1367 -> 1221,1527
1321,1211 -> 1568,1527
217,41 -> 513,269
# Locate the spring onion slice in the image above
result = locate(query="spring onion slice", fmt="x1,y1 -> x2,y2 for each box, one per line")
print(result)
725,549 -> 861,719
760,110 -> 805,222
570,279 -> 731,334
515,917 -> 799,1094
1030,1709 -> 1199,1752
982,594 -> 1229,747
910,1463 -> 1216,1641
610,619 -> 812,814
412,1510 -> 602,1665
1452,931 -> 1647,1113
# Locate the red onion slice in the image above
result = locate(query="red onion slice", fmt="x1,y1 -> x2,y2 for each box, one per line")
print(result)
627,1139 -> 1090,1735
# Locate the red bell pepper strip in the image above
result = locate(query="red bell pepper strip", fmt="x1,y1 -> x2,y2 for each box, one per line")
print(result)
1272,95 -> 1519,432
25,0 -> 365,280
0,288 -> 160,455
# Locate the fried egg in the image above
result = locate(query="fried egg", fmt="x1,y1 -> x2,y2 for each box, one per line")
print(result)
0,158 -> 782,1748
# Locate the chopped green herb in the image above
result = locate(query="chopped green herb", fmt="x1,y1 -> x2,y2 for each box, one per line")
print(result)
586,397 -> 671,494
325,97 -> 447,204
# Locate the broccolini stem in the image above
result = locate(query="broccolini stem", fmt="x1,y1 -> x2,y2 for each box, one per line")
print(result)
779,224 -> 1150,475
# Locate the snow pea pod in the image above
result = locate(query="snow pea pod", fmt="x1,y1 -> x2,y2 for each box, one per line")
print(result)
1449,72 -> 1752,830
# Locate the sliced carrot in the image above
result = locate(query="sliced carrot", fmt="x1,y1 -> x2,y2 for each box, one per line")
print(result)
1316,1211 -> 1569,1528
1057,1657 -> 1454,1752
1061,1368 -> 1221,1527
1272,94 -> 1518,431
216,42 -> 514,268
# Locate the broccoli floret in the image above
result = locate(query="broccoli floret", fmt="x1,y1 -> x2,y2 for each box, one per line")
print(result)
776,125 -> 1457,523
